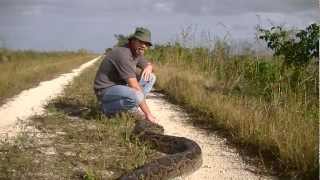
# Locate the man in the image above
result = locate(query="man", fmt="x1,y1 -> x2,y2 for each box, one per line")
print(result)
94,27 -> 157,122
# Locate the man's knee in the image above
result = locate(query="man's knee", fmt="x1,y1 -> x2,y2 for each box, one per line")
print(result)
101,90 -> 144,114
133,91 -> 144,105
121,88 -> 144,106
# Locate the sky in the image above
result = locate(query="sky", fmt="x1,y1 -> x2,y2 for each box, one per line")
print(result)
0,0 -> 318,53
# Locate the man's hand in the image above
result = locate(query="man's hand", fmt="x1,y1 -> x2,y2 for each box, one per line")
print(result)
145,113 -> 157,123
141,64 -> 153,81
127,72 -> 157,123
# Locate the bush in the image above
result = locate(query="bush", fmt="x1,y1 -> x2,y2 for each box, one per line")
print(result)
257,23 -> 319,67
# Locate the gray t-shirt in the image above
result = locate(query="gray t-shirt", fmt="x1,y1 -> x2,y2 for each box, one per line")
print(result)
94,46 -> 148,96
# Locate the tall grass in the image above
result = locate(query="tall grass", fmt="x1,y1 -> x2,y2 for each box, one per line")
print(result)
0,48 -> 96,105
147,40 -> 318,178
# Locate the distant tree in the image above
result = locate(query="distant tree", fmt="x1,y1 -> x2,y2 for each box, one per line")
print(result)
77,48 -> 89,55
0,37 -> 7,48
257,23 -> 319,67
104,48 -> 112,55
114,34 -> 130,47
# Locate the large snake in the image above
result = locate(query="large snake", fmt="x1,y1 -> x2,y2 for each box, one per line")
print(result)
117,119 -> 203,180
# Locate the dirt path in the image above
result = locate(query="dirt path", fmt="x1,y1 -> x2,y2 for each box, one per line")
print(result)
147,92 -> 277,180
0,56 -> 101,138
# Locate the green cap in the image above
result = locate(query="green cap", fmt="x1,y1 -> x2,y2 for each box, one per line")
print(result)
129,27 -> 152,46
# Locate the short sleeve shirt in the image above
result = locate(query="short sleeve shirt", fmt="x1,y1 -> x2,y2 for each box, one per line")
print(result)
94,46 -> 149,93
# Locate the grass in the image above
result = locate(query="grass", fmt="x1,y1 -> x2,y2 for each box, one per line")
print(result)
0,48 -> 97,105
0,113 -> 154,179
146,43 -> 318,179
0,60 -> 156,179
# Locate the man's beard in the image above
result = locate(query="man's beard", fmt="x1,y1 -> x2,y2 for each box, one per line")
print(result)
135,47 -> 145,56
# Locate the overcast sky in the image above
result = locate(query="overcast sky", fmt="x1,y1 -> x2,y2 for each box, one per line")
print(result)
0,0 -> 318,52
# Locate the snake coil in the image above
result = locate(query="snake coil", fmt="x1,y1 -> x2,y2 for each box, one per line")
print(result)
117,119 -> 203,180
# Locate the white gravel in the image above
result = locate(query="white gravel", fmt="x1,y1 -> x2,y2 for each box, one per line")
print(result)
147,92 -> 277,180
0,56 -> 101,138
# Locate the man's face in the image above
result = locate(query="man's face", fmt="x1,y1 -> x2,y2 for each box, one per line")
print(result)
130,39 -> 150,56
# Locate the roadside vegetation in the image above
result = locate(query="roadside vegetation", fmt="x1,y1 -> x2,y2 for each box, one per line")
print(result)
0,48 -> 96,105
0,62 -> 156,179
146,23 -> 319,179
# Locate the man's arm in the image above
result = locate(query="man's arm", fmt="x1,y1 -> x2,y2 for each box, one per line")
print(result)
127,77 -> 143,92
127,77 -> 157,122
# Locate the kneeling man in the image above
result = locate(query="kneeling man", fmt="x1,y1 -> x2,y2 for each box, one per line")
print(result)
94,27 -> 157,122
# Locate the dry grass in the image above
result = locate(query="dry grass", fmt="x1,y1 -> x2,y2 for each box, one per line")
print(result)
153,63 -> 318,179
0,112 -> 155,179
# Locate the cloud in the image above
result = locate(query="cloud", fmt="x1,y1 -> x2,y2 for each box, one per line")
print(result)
1,0 -> 317,17
156,0 -> 317,15
0,0 -> 317,52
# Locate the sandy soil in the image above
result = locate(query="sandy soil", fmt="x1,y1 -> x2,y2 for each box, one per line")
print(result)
0,56 -> 101,138
147,93 -> 277,180
0,57 -> 276,179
